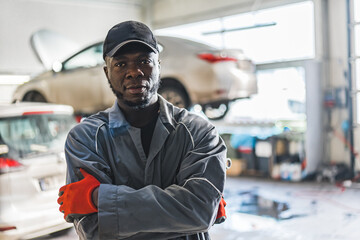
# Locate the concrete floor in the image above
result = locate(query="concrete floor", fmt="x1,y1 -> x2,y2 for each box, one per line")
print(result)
211,176 -> 360,240
37,176 -> 360,240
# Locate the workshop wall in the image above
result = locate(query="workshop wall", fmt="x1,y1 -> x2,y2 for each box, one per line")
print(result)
0,0 -> 143,75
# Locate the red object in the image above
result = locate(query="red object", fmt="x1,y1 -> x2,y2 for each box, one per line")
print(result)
198,53 -> 237,63
0,158 -> 22,173
22,111 -> 53,115
57,168 -> 100,222
301,158 -> 307,170
238,146 -> 252,154
0,158 -> 22,168
75,115 -> 83,123
0,226 -> 16,232
215,197 -> 227,224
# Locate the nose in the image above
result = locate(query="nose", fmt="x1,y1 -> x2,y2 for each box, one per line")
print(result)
125,63 -> 144,80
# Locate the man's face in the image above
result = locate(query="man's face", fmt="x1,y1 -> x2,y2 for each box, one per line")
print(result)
104,43 -> 160,110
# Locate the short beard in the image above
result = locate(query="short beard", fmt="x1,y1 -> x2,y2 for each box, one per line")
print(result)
108,77 -> 161,110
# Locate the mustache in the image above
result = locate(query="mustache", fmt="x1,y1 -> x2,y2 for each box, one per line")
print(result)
107,75 -> 161,109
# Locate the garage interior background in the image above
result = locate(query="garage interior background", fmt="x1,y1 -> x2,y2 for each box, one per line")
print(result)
0,0 -> 359,178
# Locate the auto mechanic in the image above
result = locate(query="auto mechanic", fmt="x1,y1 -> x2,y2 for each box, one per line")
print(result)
57,20 -> 227,240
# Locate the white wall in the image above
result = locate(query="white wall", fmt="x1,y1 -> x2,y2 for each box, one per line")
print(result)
0,0 -> 143,75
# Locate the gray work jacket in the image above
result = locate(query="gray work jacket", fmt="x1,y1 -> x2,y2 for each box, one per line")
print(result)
65,96 -> 227,240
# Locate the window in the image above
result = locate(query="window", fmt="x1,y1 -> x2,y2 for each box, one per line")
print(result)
355,0 -> 360,22
0,114 -> 76,158
63,43 -> 104,71
227,67 -> 306,128
156,1 -> 315,64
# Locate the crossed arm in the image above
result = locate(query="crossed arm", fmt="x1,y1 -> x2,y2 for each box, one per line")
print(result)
57,124 -> 227,239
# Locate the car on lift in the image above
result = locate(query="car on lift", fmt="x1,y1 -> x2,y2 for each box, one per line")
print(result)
0,102 -> 76,239
12,30 -> 257,119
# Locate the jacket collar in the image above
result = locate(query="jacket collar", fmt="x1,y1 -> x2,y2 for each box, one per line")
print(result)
158,95 -> 175,128
108,100 -> 129,130
108,94 -> 175,131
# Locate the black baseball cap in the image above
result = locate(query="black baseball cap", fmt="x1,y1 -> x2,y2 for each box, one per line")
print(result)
103,20 -> 159,60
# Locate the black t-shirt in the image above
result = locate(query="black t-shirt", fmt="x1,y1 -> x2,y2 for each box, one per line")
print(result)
140,114 -> 158,157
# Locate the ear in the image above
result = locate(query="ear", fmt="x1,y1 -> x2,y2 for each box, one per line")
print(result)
158,59 -> 161,71
103,66 -> 109,80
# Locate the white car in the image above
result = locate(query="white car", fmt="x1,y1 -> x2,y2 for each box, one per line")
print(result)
0,102 -> 76,239
12,30 -> 257,119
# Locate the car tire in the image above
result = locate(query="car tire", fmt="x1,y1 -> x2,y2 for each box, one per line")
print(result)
158,80 -> 190,109
23,91 -> 47,103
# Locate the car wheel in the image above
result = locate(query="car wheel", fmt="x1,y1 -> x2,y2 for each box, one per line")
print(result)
158,80 -> 190,109
202,102 -> 229,120
23,91 -> 47,102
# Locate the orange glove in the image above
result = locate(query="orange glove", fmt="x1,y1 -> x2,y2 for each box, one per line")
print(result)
57,168 -> 100,223
215,197 -> 227,224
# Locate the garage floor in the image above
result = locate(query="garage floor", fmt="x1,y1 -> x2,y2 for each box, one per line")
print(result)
210,176 -> 360,240
37,176 -> 360,240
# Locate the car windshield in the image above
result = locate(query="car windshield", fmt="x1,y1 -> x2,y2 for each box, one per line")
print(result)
0,114 -> 76,158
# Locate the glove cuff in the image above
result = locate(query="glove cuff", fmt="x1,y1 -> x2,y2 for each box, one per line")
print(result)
87,183 -> 100,212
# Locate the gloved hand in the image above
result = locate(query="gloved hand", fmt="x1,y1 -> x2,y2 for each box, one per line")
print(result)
215,197 -> 227,224
57,168 -> 100,223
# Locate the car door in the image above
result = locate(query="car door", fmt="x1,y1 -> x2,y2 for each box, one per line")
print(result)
49,44 -> 106,114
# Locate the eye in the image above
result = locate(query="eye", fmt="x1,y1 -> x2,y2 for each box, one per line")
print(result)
114,62 -> 126,67
140,58 -> 151,64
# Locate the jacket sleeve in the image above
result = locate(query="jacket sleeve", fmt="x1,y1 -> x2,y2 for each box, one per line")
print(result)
64,122 -> 114,240
98,119 -> 227,239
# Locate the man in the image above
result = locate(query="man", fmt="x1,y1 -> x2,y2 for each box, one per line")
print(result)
57,20 -> 227,240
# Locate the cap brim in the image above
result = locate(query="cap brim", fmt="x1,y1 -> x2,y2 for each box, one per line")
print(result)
106,40 -> 158,58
